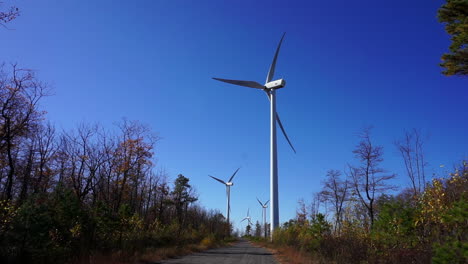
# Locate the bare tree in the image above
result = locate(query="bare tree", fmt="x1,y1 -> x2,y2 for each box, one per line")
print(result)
94,128 -> 117,206
59,124 -> 99,203
33,122 -> 56,194
0,3 -> 19,27
320,169 -> 349,235
14,122 -> 55,202
17,132 -> 36,203
395,129 -> 427,195
0,64 -> 48,200
309,191 -> 322,221
349,127 -> 396,229
296,198 -> 308,225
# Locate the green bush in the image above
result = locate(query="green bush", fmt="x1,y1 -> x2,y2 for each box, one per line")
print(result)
432,198 -> 468,264
0,189 -> 85,263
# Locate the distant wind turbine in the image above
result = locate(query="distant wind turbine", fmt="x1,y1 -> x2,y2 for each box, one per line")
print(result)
208,167 -> 240,230
257,197 -> 269,238
241,208 -> 253,226
213,33 -> 295,235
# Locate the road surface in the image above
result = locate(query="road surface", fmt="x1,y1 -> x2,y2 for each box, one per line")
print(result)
157,240 -> 278,264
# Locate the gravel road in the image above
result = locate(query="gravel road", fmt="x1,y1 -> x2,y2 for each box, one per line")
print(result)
156,240 -> 279,264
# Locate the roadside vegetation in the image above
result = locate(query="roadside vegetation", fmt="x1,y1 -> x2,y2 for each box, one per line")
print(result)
247,130 -> 467,263
269,168 -> 467,264
0,64 -> 233,263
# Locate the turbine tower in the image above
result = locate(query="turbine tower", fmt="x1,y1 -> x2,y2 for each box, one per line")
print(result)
213,33 -> 295,236
257,197 -> 269,238
208,167 -> 240,231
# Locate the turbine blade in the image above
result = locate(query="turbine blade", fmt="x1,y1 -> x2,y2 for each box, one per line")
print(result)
276,113 -> 297,153
265,200 -> 270,206
266,32 -> 286,83
257,197 -> 263,206
241,217 -> 247,222
228,167 -> 240,182
213,78 -> 265,89
209,175 -> 226,185
264,90 -> 296,153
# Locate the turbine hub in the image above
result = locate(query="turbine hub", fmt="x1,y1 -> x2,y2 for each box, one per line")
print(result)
265,79 -> 286,89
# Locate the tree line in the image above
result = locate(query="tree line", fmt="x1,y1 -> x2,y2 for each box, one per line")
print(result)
266,128 -> 467,263
0,64 -> 230,263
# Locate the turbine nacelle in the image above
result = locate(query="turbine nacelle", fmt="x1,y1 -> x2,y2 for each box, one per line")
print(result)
265,79 -> 286,90
226,182 -> 233,186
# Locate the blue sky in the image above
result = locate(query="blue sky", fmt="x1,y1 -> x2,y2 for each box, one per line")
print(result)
1,0 -> 467,231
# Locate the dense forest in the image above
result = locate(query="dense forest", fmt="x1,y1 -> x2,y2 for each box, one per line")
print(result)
0,64 -> 230,263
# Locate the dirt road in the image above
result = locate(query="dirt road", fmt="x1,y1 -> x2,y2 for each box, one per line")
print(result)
157,240 -> 278,264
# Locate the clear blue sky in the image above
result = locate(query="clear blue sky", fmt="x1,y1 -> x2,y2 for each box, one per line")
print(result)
1,0 -> 467,231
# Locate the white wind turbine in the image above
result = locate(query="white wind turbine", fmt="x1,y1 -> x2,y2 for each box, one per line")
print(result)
208,167 -> 240,229
213,33 -> 295,236
241,208 -> 253,226
257,197 -> 270,238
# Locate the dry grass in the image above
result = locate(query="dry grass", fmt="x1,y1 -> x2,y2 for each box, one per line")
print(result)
251,240 -> 321,264
137,245 -> 202,263
86,239 -> 233,264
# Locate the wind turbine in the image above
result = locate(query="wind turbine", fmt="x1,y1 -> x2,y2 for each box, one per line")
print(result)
213,33 -> 295,236
241,208 -> 253,236
208,167 -> 240,230
257,197 -> 270,238
241,208 -> 253,226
